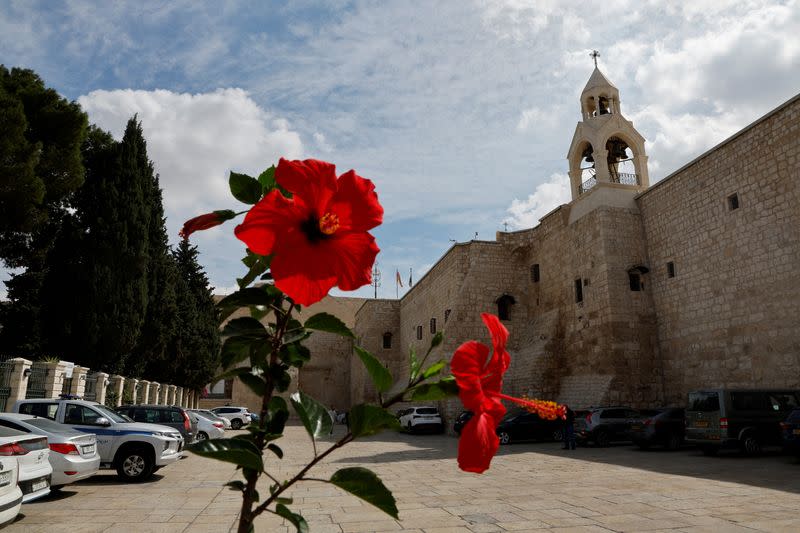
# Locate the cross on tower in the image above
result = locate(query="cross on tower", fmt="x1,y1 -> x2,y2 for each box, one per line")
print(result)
590,49 -> 600,68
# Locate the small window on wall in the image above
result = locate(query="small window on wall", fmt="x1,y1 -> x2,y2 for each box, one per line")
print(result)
530,264 -> 540,283
430,318 -> 436,333
496,294 -> 516,320
444,309 -> 451,323
628,265 -> 649,291
727,193 -> 739,211
574,279 -> 583,303
382,332 -> 392,349
667,261 -> 675,278
416,325 -> 423,340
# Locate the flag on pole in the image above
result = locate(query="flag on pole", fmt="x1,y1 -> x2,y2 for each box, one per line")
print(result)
395,269 -> 403,288
409,267 -> 413,287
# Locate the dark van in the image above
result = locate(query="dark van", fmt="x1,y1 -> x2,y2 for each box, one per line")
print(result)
685,389 -> 800,455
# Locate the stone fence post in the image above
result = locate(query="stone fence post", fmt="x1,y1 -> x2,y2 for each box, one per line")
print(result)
124,378 -> 138,405
43,361 -> 67,399
176,387 -> 183,407
92,372 -> 109,405
108,375 -> 125,407
139,380 -> 151,404
167,384 -> 176,405
151,382 -> 161,405
69,366 -> 90,398
5,358 -> 32,411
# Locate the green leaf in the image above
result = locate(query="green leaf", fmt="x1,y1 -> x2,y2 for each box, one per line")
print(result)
266,395 -> 289,434
275,504 -> 308,533
348,404 -> 399,438
220,336 -> 256,369
211,366 -> 253,382
280,342 -> 311,368
410,377 -> 459,401
217,286 -> 281,320
330,467 -> 398,519
225,480 -> 245,492
222,316 -> 268,338
428,331 -> 444,351
270,365 -> 292,392
421,360 -> 446,380
304,312 -> 354,338
188,438 -> 263,472
354,346 -> 393,393
409,347 -> 421,383
290,391 -> 332,439
266,443 -> 283,459
229,171 -> 263,204
237,251 -> 272,289
238,373 -> 267,396
257,165 -> 276,191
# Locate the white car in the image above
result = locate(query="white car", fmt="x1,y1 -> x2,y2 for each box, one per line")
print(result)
210,407 -> 252,430
0,427 -> 51,503
397,407 -> 443,433
0,414 -> 100,489
189,413 -> 225,441
190,409 -> 231,429
0,456 -> 22,525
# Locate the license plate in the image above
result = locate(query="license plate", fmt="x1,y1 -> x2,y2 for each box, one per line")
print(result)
793,429 -> 800,435
0,471 -> 10,486
82,444 -> 95,454
31,479 -> 48,492
694,420 -> 708,427
630,425 -> 641,430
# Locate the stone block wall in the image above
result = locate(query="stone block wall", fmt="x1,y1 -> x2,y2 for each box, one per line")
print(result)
352,299 -> 401,405
637,94 -> 800,404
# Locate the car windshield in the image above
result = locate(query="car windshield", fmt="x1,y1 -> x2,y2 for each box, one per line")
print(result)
91,404 -> 129,423
193,411 -> 217,421
416,408 -> 438,415
26,417 -> 84,434
688,392 -> 720,412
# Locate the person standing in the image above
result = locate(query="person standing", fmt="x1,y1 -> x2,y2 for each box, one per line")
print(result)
563,406 -> 576,450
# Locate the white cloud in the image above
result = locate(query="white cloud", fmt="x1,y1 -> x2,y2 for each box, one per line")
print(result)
313,131 -> 334,153
78,88 -> 304,220
503,173 -> 570,230
517,106 -> 556,131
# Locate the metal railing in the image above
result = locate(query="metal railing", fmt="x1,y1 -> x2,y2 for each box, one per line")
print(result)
83,376 -> 96,401
579,176 -> 597,195
610,172 -> 640,186
0,360 -> 13,411
25,363 -> 47,399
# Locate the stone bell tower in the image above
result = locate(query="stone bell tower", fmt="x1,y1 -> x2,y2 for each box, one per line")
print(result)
566,53 -> 649,213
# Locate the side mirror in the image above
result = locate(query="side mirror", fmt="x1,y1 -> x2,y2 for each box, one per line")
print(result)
94,417 -> 111,427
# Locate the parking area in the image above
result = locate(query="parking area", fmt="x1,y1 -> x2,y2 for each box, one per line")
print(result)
6,423 -> 800,532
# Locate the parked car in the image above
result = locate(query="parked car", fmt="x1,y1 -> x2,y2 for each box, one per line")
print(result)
189,412 -> 225,441
116,405 -> 198,444
13,399 -> 183,482
629,408 -> 685,450
496,408 -> 563,445
189,409 -> 231,429
397,407 -> 443,433
0,414 -> 100,489
0,427 -> 51,503
780,408 -> 800,456
0,455 -> 22,526
574,407 -> 640,447
686,389 -> 800,455
453,411 -> 474,435
210,407 -> 252,430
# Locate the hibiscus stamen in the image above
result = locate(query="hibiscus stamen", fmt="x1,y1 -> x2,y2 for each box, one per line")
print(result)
488,391 -> 566,420
319,212 -> 340,235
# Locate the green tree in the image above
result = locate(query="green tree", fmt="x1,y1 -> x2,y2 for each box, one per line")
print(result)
165,238 -> 221,389
0,66 -> 87,356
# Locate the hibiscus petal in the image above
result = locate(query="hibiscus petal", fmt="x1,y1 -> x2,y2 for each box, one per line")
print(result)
329,170 -> 383,232
234,190 -> 301,256
451,340 -> 493,413
275,158 -> 337,216
458,412 -> 501,473
269,232 -> 379,306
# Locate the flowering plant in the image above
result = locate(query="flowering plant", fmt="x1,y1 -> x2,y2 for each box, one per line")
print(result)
183,158 -> 459,533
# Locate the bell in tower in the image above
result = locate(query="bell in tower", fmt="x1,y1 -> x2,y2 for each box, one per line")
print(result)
566,51 -> 650,205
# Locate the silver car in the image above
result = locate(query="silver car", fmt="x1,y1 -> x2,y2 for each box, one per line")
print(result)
189,409 -> 231,429
0,414 -> 100,489
189,412 -> 225,441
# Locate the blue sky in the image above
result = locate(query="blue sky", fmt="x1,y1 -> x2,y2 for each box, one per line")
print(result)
2,0 -> 799,298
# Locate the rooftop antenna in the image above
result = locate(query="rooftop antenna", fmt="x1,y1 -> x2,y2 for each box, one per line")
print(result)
474,232 -> 478,240
371,264 -> 381,298
590,49 -> 600,68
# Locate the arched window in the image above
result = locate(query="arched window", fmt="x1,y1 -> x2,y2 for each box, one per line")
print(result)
495,294 -> 516,321
628,265 -> 649,291
382,332 -> 392,349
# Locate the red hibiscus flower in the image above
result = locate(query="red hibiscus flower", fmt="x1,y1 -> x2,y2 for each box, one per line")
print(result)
450,313 -> 510,473
234,158 -> 383,306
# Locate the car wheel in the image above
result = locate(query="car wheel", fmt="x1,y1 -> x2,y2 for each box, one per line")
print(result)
666,433 -> 682,451
551,429 -> 563,442
116,446 -> 154,482
231,418 -> 243,430
196,431 -> 209,442
499,431 -> 511,445
594,430 -> 610,447
740,434 -> 761,456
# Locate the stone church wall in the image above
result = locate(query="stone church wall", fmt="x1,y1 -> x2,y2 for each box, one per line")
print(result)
352,299 -> 401,405
637,94 -> 800,404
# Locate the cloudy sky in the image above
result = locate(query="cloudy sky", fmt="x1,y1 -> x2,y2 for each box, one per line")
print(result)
2,0 -> 798,298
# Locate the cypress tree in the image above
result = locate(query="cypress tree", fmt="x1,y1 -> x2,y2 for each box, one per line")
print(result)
166,238 -> 221,389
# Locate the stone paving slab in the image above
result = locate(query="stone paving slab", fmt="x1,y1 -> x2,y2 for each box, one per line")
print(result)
5,424 -> 800,532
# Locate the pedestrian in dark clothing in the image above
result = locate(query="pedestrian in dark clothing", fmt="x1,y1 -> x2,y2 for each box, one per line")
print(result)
562,406 -> 576,450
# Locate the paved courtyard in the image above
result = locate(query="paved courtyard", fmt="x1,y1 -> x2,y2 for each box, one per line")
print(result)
7,423 -> 800,532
